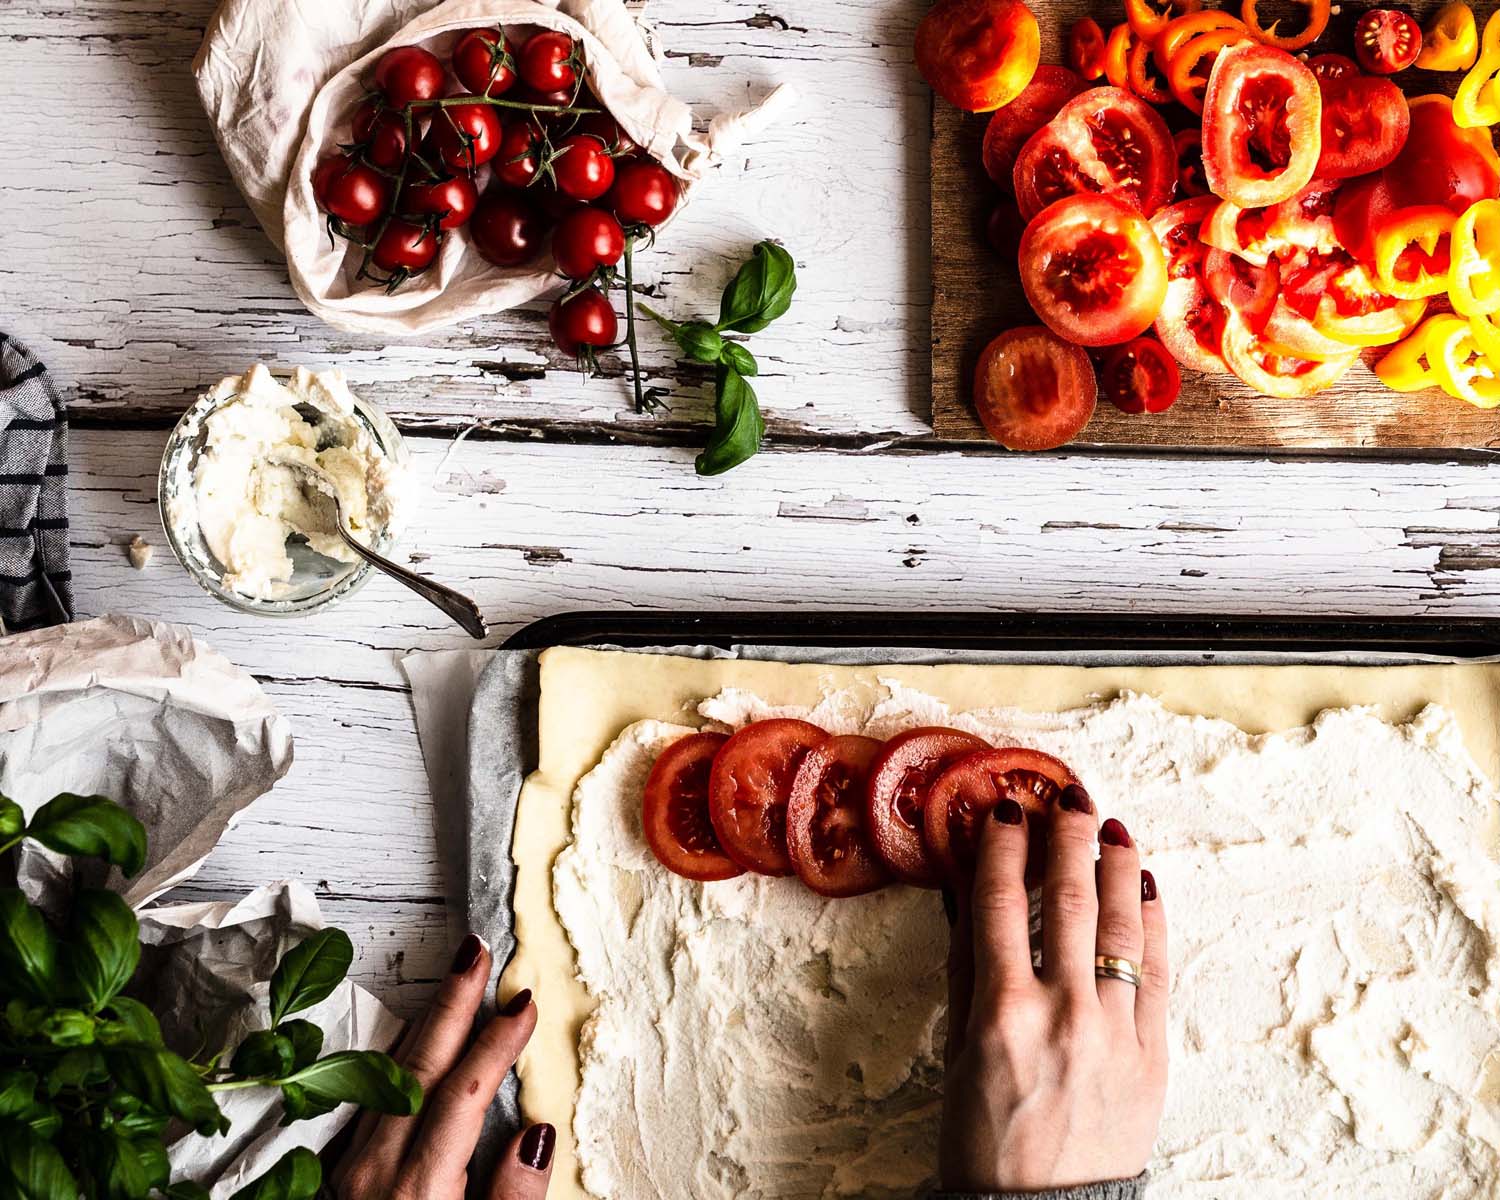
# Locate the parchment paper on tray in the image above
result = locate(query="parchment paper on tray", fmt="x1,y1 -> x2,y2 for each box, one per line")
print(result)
0,613 -> 293,907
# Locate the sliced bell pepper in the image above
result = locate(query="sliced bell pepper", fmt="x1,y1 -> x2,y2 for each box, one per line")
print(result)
1129,36 -> 1173,104
1373,207 -> 1458,299
1454,10 -> 1500,127
1314,296 -> 1426,347
1470,310 -> 1500,361
1104,22 -> 1134,91
1154,10 -> 1246,73
1449,199 -> 1500,316
1168,29 -> 1245,115
1375,314 -> 1463,391
1240,0 -> 1330,52
1428,315 -> 1500,406
1417,2 -> 1478,71
1125,0 -> 1202,43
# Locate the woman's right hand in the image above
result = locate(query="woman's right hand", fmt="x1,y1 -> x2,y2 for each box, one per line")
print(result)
939,784 -> 1169,1192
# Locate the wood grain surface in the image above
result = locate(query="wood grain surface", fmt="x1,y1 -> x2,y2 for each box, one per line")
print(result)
929,6 -> 1500,449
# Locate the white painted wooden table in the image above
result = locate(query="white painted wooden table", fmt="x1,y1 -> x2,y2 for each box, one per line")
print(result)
6,0 -> 1500,1016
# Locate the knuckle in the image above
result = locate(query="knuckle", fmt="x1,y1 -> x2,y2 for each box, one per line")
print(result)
1096,912 -> 1142,954
1046,879 -> 1097,924
971,878 -> 1029,928
338,1164 -> 381,1200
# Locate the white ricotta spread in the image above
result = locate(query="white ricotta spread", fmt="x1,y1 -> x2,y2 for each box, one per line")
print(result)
171,365 -> 408,599
555,686 -> 1500,1199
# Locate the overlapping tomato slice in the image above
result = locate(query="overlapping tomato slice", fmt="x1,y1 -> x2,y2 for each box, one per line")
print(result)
1149,196 -> 1230,373
786,735 -> 891,898
1221,312 -> 1357,395
982,66 -> 1086,189
1202,43 -> 1322,207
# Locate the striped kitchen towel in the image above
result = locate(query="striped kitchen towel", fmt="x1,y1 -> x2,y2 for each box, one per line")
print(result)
0,335 -> 72,633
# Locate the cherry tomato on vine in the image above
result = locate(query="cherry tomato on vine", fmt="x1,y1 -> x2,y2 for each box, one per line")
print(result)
313,156 -> 391,226
431,101 -> 504,172
402,174 -> 479,230
577,111 -> 639,156
518,31 -> 579,94
552,206 -> 625,278
494,121 -> 543,188
609,160 -> 679,226
373,46 -> 447,108
372,220 -> 440,273
550,288 -> 619,355
553,134 -> 617,201
1100,337 -> 1182,413
453,28 -> 516,97
1355,9 -> 1423,75
470,192 -> 544,267
351,101 -> 408,169
914,0 -> 1042,111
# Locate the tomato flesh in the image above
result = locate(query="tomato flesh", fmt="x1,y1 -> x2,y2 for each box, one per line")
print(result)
982,66 -> 1085,189
1202,44 -> 1320,208
708,719 -> 828,876
785,736 -> 891,898
973,325 -> 1098,450
1315,75 -> 1409,180
867,728 -> 990,887
643,733 -> 742,882
1150,197 -> 1230,373
1383,96 -> 1500,218
915,0 -> 1042,111
1354,9 -> 1422,75
1101,337 -> 1181,413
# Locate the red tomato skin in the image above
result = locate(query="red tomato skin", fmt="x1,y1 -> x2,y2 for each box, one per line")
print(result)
914,0 -> 1043,112
576,112 -> 639,157
981,65 -> 1084,189
1149,196 -> 1231,375
403,175 -> 479,230
643,732 -> 743,882
374,46 -> 447,107
372,220 -> 439,273
708,720 -> 829,877
493,122 -> 543,189
785,735 -> 892,898
313,156 -> 391,226
518,31 -> 579,94
550,289 -> 619,355
551,207 -> 626,279
554,134 -> 617,201
352,101 -> 409,168
866,727 -> 991,886
1314,74 -> 1409,180
453,29 -> 516,97
1383,96 -> 1500,218
1354,9 -> 1422,75
609,161 -> 680,226
973,325 -> 1098,450
469,192 -> 544,268
432,101 -> 504,172
1100,337 -> 1182,413
1201,44 -> 1321,208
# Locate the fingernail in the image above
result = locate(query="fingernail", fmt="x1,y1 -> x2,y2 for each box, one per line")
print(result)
501,987 -> 533,1017
1141,870 -> 1158,903
519,1122 -> 556,1171
941,887 -> 957,926
1058,784 -> 1092,815
993,797 -> 1024,825
450,933 -> 484,975
1100,817 -> 1132,848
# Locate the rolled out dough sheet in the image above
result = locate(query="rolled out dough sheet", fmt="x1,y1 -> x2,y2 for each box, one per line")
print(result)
500,645 -> 1500,1198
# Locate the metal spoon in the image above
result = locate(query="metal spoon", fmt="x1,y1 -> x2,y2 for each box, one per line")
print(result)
278,460 -> 488,640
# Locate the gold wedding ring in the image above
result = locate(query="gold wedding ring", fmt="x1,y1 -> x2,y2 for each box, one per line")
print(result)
1095,954 -> 1142,988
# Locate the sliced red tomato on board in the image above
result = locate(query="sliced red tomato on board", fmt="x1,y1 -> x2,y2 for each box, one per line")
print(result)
1019,193 -> 1168,346
973,326 -> 1098,450
1315,74 -> 1409,179
981,66 -> 1086,188
923,748 -> 1079,886
1221,313 -> 1357,395
1202,177 -> 1340,267
1307,53 -> 1361,82
1354,8 -> 1423,75
1383,95 -> 1500,218
1201,43 -> 1322,208
1150,197 -> 1231,372
1012,86 -> 1174,220
1262,299 -> 1365,360
1068,17 -> 1108,80
643,732 -> 743,882
1100,337 -> 1182,412
1174,129 -> 1209,197
1204,248 -> 1279,333
707,719 -> 828,876
867,727 -> 990,887
1333,173 -> 1400,267
1277,245 -> 1414,347
785,735 -> 891,898
915,0 -> 1042,111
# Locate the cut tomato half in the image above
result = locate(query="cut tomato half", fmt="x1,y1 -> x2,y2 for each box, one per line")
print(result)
1174,128 -> 1209,198
923,747 -> 1079,885
1203,248 -> 1279,333
867,727 -> 991,887
1315,73 -> 1409,180
643,732 -> 743,882
1333,173 -> 1400,268
981,65 -> 1086,189
1101,337 -> 1182,412
707,719 -> 827,876
973,325 -> 1098,450
1012,86 -> 1174,220
1150,197 -> 1230,373
1202,43 -> 1322,208
785,735 -> 891,898
1222,313 -> 1357,395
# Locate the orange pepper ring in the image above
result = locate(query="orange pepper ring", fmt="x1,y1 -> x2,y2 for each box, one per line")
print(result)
1105,22 -> 1135,90
1154,10 -> 1247,73
1125,0 -> 1204,43
1129,37 -> 1174,103
1168,29 -> 1248,114
1240,0 -> 1331,52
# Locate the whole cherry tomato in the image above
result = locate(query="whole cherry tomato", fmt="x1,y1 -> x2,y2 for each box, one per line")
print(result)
372,220 -> 440,273
609,160 -> 679,226
374,46 -> 447,107
553,134 -> 616,201
403,174 -> 479,230
470,192 -> 544,267
452,28 -> 516,97
352,101 -> 408,169
313,156 -> 390,226
494,121 -> 543,188
576,111 -> 638,156
552,206 -> 625,278
431,101 -> 504,172
519,31 -> 579,94
550,288 -> 619,355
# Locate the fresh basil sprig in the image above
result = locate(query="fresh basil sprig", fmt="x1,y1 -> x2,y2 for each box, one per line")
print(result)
640,240 -> 797,476
0,791 -> 423,1200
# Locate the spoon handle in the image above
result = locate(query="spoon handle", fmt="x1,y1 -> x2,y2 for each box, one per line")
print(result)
337,526 -> 488,640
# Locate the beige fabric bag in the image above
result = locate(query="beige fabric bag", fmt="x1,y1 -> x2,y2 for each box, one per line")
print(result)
193,0 -> 789,334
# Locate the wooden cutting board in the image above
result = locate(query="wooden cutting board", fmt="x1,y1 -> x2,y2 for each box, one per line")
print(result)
928,22 -> 1500,452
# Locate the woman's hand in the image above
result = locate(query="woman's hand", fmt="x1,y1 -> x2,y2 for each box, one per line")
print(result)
940,785 -> 1168,1192
332,934 -> 553,1200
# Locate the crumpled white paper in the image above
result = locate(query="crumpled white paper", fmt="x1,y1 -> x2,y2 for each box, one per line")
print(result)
192,0 -> 793,334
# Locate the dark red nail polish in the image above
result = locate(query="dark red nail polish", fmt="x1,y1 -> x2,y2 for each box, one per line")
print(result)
1100,818 -> 1131,848
993,797 -> 1024,825
1141,870 -> 1158,903
519,1122 -> 555,1171
450,933 -> 483,975
1059,784 -> 1093,815
502,988 -> 533,1017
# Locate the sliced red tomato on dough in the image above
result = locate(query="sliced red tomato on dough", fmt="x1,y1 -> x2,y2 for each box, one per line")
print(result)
1012,86 -> 1174,220
973,326 -> 1098,451
1150,196 -> 1230,373
643,732 -> 743,882
1019,193 -> 1168,346
785,735 -> 891,898
1201,43 -> 1322,208
1382,95 -> 1500,218
982,65 -> 1085,189
867,727 -> 990,887
1221,313 -> 1356,395
1315,73 -> 1409,180
708,719 -> 827,876
923,747 -> 1079,885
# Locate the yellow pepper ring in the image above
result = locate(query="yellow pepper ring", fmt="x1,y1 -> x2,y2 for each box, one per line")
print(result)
1449,200 -> 1500,317
1417,1 -> 1479,72
1375,314 -> 1465,392
1374,208 -> 1458,300
1430,317 -> 1500,407
1454,9 -> 1500,127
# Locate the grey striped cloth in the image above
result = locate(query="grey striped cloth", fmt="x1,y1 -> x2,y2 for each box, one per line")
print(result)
0,334 -> 72,633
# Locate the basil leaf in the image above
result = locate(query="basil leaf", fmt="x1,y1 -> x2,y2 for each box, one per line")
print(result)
25,795 -> 146,878
230,1031 -> 295,1080
100,998 -> 162,1048
717,241 -> 796,334
0,797 -> 21,842
87,1126 -> 168,1200
105,1047 -> 226,1136
275,1083 -> 338,1127
675,322 -> 724,364
0,1077 -> 32,1122
36,1010 -> 93,1048
719,341 -> 758,377
64,890 -> 140,1011
278,1020 -> 323,1072
0,892 -> 58,1004
163,1183 -> 212,1200
0,1119 -> 77,1200
269,929 -> 351,1026
229,1147 -> 321,1200
45,1048 -> 106,1096
284,1051 -> 421,1117
696,366 -> 765,477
